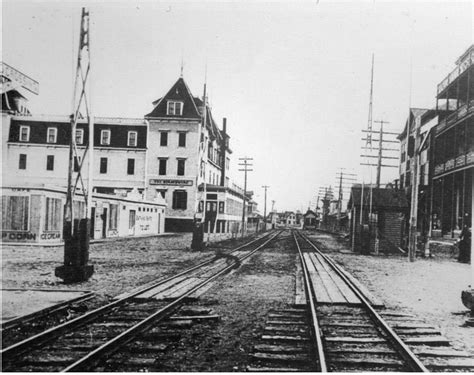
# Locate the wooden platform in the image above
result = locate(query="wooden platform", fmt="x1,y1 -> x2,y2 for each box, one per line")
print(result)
295,253 -> 384,307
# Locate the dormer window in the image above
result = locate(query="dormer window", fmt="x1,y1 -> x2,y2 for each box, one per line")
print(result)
167,101 -> 183,116
101,129 -> 111,145
47,127 -> 57,143
19,125 -> 30,142
127,131 -> 137,147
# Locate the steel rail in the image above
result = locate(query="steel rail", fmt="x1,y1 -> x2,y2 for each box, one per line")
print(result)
1,231 -> 274,361
62,230 -> 282,372
297,230 -> 429,372
1,290 -> 95,331
292,231 -> 327,372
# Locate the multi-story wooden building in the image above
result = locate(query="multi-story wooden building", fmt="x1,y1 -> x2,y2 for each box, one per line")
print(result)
2,67 -> 248,240
145,76 -> 246,233
3,115 -> 148,193
1,112 -> 166,244
431,45 -> 474,237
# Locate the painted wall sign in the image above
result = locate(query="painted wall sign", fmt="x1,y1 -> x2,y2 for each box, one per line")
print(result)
40,232 -> 61,240
2,231 -> 37,241
1,62 -> 39,95
149,179 -> 193,186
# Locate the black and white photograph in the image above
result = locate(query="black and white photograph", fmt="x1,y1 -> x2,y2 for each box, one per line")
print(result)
1,0 -> 473,372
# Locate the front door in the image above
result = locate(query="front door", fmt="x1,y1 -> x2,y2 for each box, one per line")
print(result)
129,210 -> 136,235
90,207 -> 95,239
101,208 -> 107,238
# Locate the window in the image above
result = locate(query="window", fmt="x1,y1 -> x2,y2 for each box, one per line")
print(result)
177,158 -> 186,176
226,157 -> 230,170
45,198 -> 61,231
198,201 -> 203,212
159,158 -> 167,175
2,196 -> 29,230
76,129 -> 84,144
167,101 -> 183,116
157,189 -> 166,199
178,132 -> 186,147
219,202 -> 225,213
109,204 -> 119,230
129,210 -> 136,229
19,154 -> 27,169
73,200 -> 85,220
127,158 -> 135,175
127,131 -> 137,147
74,156 -> 81,172
172,190 -> 187,210
46,155 -> 54,171
19,126 -> 30,142
47,127 -> 57,143
160,132 -> 168,146
101,129 -> 111,145
100,157 -> 108,174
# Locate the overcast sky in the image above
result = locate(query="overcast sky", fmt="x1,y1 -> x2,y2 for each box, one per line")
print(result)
3,1 -> 473,212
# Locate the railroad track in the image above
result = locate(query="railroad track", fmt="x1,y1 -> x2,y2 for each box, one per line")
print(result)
1,230 -> 281,372
292,230 -> 474,372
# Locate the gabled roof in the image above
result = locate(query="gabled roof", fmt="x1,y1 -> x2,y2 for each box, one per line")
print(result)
145,77 -> 201,119
397,108 -> 430,140
348,187 -> 408,209
304,209 -> 316,217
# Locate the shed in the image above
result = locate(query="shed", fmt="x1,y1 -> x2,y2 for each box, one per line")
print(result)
348,187 -> 408,254
303,210 -> 318,229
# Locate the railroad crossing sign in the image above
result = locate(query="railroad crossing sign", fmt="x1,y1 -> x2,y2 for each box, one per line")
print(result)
1,62 -> 39,95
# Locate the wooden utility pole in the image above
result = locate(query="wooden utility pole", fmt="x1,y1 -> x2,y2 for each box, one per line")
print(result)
335,169 -> 357,230
262,185 -> 269,231
55,8 -> 94,283
191,73 -> 208,250
408,116 -> 422,262
238,157 -> 253,238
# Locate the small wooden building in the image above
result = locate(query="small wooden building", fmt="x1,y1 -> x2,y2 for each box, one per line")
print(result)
303,210 -> 318,229
348,187 -> 408,254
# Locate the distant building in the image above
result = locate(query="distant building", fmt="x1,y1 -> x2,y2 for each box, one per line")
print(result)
398,108 -> 439,236
303,210 -> 318,229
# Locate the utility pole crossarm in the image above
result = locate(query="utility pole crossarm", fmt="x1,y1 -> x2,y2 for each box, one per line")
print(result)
361,138 -> 399,144
360,163 -> 399,168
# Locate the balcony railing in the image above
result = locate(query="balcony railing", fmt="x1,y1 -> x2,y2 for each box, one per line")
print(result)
437,48 -> 474,94
434,150 -> 474,176
436,101 -> 474,135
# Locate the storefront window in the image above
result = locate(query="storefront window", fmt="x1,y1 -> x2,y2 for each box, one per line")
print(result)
2,196 -> 29,231
45,198 -> 62,231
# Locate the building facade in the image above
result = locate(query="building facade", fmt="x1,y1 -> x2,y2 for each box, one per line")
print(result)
3,114 -> 148,193
1,185 -> 165,244
145,77 -> 247,232
2,67 -> 247,238
431,45 -> 474,237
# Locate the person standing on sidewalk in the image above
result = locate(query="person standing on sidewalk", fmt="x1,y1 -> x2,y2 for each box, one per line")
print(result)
458,214 -> 471,263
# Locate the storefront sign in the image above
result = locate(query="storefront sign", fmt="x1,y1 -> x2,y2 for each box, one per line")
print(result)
40,232 -> 61,240
149,179 -> 193,186
2,231 -> 37,241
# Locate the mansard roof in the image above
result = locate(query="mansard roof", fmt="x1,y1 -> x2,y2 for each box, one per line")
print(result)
145,77 -> 201,119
